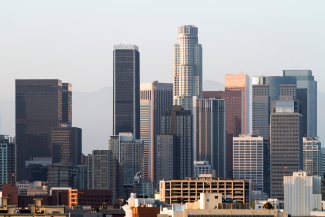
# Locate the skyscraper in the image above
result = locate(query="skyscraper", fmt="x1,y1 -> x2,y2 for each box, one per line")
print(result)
108,132 -> 143,185
62,83 -> 72,125
193,97 -> 226,178
0,135 -> 16,191
233,134 -> 270,196
51,127 -> 82,165
113,45 -> 140,139
160,105 -> 193,179
270,99 -> 303,200
140,81 -> 173,182
252,76 -> 297,140
283,70 -> 317,137
173,25 -> 202,112
16,79 -> 63,179
225,74 -> 249,134
202,91 -> 242,179
303,137 -> 321,176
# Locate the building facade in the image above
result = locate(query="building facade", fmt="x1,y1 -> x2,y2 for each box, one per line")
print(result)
202,91 -> 242,179
157,134 -> 177,181
303,137 -> 321,176
225,74 -> 249,134
284,171 -> 322,216
322,148 -> 325,178
252,76 -> 297,140
140,81 -> 173,182
87,150 -> 122,204
15,79 -> 64,180
51,127 -> 82,165
48,163 -> 79,190
113,45 -> 140,139
159,177 -> 251,205
173,25 -> 202,113
0,135 -> 16,191
193,161 -> 212,177
108,133 -> 143,185
61,83 -> 72,125
233,134 -> 270,196
160,105 -> 193,179
283,70 -> 317,137
193,97 -> 226,178
270,99 -> 303,200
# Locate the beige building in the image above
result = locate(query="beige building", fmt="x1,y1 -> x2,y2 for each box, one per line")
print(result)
159,176 -> 251,206
0,197 -> 67,217
225,74 -> 249,134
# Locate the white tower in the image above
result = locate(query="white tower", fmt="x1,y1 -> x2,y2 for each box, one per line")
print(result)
173,25 -> 202,112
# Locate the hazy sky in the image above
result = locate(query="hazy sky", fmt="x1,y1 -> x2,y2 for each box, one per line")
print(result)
1,0 -> 325,101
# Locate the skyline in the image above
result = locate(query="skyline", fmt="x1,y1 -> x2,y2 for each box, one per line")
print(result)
1,0 -> 325,101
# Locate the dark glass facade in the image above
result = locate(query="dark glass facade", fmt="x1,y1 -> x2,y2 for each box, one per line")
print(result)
15,79 -> 62,180
161,105 -> 192,179
202,91 -> 242,179
62,83 -> 72,125
297,88 -> 307,137
113,45 -> 140,139
252,76 -> 297,140
193,97 -> 226,178
52,127 -> 82,165
270,99 -> 303,200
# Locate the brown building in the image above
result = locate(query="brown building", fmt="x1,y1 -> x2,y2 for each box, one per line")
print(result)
202,91 -> 242,179
2,184 -> 18,205
225,74 -> 249,134
78,189 -> 112,208
51,127 -> 82,165
132,207 -> 160,217
18,196 -> 52,208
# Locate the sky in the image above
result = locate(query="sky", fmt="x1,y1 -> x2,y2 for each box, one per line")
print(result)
1,0 -> 324,102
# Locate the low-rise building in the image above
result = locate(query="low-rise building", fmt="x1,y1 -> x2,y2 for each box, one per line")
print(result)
159,175 -> 251,206
254,198 -> 284,209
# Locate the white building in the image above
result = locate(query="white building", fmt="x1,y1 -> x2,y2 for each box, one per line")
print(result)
233,134 -> 268,194
303,137 -> 321,176
173,25 -> 202,113
255,198 -> 284,210
193,161 -> 212,177
284,171 -> 322,216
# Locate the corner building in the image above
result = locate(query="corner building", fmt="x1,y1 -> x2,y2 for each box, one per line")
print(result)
113,45 -> 140,139
173,25 -> 202,113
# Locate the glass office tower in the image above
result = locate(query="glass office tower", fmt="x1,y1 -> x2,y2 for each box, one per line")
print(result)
252,76 -> 297,140
173,25 -> 202,113
113,45 -> 140,139
283,70 -> 317,137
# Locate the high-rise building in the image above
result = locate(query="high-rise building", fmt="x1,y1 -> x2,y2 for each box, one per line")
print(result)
284,171 -> 322,216
48,163 -> 79,189
225,74 -> 249,134
140,81 -> 173,182
157,134 -> 177,181
252,76 -> 297,140
233,134 -> 270,196
113,45 -> 140,139
87,150 -> 123,204
61,83 -> 72,125
283,70 -> 317,137
15,79 -> 64,179
173,25 -> 202,112
51,127 -> 82,165
270,99 -> 303,200
160,105 -> 192,179
0,135 -> 16,191
303,137 -> 321,176
76,165 -> 87,190
193,97 -> 226,178
201,91 -> 242,179
321,148 -> 325,178
108,133 -> 143,185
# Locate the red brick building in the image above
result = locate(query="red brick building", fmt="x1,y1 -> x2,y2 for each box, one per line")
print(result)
2,184 -> 18,205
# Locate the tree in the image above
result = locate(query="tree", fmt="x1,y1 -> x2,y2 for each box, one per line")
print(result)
92,204 -> 100,213
263,202 -> 273,209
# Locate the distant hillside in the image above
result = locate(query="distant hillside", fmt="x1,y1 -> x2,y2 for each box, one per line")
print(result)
1,80 -> 324,155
